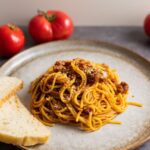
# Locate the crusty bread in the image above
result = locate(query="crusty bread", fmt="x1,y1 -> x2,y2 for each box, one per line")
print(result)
0,76 -> 23,107
0,95 -> 50,146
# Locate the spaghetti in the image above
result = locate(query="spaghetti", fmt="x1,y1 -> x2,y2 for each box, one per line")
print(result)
30,58 -> 142,131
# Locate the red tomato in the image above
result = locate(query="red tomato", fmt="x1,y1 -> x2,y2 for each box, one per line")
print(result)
144,14 -> 150,37
28,15 -> 53,43
28,10 -> 74,43
47,10 -> 74,40
0,24 -> 25,57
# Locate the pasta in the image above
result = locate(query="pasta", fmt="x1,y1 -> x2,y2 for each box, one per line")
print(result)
30,58 -> 142,131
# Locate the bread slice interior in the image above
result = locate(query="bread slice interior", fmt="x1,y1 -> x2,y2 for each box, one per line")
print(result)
0,76 -> 23,106
0,95 -> 50,146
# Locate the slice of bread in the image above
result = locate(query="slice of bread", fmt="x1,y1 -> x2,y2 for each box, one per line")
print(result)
0,76 -> 23,107
0,95 -> 50,146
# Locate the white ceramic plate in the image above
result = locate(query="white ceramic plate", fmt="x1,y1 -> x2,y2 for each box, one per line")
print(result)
0,40 -> 150,150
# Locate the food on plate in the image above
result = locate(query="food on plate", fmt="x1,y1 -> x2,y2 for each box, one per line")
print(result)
0,76 -> 50,146
0,96 -> 50,146
0,76 -> 23,106
30,58 -> 142,132
0,24 -> 25,57
28,10 -> 74,43
144,13 -> 150,37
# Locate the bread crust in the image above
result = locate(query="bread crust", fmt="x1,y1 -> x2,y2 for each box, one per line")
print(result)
0,80 -> 23,107
0,132 -> 49,146
0,78 -> 50,147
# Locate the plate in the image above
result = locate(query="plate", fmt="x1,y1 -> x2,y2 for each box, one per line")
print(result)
0,40 -> 150,150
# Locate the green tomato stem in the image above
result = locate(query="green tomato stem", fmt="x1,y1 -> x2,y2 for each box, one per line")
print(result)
37,9 -> 56,22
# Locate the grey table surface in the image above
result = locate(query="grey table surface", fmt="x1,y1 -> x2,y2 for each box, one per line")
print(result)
0,26 -> 149,150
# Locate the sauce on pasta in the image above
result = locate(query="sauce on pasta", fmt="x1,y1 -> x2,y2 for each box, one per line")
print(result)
30,58 -> 142,131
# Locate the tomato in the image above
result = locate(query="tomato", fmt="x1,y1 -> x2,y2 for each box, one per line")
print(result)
47,10 -> 74,40
0,24 -> 25,57
144,14 -> 150,37
28,10 -> 74,43
28,15 -> 53,43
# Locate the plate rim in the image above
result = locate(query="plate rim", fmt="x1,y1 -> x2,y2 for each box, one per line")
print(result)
0,39 -> 149,150
0,39 -> 149,74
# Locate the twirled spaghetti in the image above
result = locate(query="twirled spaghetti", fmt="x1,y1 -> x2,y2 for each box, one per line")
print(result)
30,58 -> 142,131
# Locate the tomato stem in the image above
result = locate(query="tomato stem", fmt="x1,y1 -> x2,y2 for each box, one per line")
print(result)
7,24 -> 16,30
37,10 -> 56,22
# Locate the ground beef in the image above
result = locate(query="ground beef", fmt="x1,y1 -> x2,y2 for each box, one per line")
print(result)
77,59 -> 93,72
76,59 -> 101,85
53,59 -> 105,85
86,69 -> 98,84
53,60 -> 75,79
53,61 -> 68,72
117,82 -> 129,94
83,107 -> 92,114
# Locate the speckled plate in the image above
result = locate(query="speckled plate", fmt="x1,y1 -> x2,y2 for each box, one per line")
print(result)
0,40 -> 150,150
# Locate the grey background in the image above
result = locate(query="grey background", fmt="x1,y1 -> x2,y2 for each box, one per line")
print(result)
0,26 -> 149,150
0,0 -> 149,26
